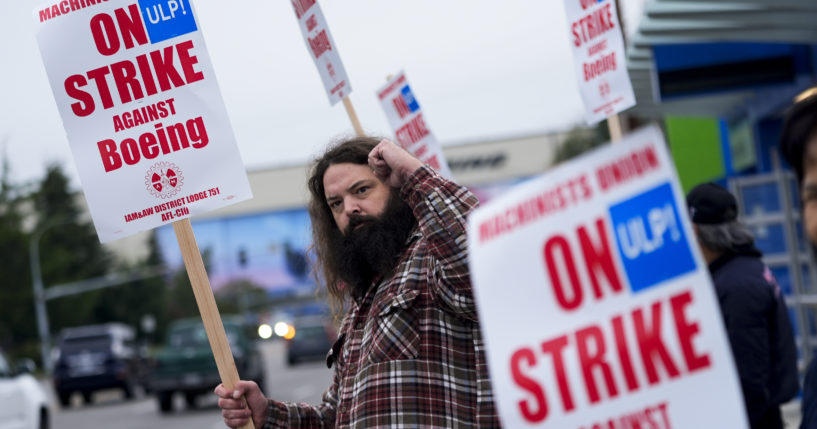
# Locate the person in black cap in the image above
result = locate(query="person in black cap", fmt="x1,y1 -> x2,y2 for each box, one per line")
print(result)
779,93 -> 817,429
687,182 -> 798,429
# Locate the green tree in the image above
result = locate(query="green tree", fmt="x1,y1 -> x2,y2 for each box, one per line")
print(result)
0,155 -> 37,361
32,164 -> 113,334
554,122 -> 611,164
215,278 -> 269,316
94,232 -> 169,344
159,247 -> 215,340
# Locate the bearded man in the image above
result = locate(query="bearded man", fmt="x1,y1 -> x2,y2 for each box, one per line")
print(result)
215,137 -> 501,428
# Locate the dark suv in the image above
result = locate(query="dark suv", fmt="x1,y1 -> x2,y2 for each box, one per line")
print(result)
52,323 -> 146,407
286,315 -> 336,366
147,316 -> 265,413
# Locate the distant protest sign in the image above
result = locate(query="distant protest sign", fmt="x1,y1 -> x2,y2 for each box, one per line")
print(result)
563,0 -> 636,124
35,0 -> 252,243
291,0 -> 351,105
376,71 -> 453,179
468,125 -> 747,428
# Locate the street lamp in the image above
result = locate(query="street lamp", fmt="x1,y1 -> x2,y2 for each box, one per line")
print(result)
29,217 -> 71,374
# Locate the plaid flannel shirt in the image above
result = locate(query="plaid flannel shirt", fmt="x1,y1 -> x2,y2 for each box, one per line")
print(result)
264,165 -> 501,428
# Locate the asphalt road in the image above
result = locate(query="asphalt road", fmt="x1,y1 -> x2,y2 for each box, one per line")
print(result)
40,340 -> 805,428
45,340 -> 333,429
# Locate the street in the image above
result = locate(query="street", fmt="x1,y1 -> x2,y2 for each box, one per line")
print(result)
32,333 -> 807,429
46,340 -> 333,429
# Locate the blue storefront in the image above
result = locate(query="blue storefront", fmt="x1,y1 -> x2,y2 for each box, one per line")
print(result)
625,0 -> 817,367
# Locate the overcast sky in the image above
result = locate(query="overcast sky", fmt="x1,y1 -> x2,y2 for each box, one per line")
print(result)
1,0 -> 645,190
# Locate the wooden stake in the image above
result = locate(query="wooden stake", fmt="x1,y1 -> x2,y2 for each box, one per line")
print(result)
342,96 -> 365,137
172,218 -> 254,429
607,113 -> 624,143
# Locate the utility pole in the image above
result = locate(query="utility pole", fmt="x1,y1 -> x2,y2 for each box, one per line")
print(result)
30,218 -> 166,373
28,218 -> 70,373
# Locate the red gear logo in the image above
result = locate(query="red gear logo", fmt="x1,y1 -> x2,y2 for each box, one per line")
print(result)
145,162 -> 184,199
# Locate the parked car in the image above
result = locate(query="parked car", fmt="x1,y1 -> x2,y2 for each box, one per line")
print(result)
147,316 -> 265,413
52,323 -> 146,407
0,348 -> 50,429
286,316 -> 336,366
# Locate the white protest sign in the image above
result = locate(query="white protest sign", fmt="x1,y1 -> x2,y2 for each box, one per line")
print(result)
376,71 -> 453,179
468,125 -> 747,428
563,0 -> 636,124
35,0 -> 252,243
291,0 -> 351,106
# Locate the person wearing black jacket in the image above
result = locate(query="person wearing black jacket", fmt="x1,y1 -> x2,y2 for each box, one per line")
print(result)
780,93 -> 817,429
688,182 -> 799,429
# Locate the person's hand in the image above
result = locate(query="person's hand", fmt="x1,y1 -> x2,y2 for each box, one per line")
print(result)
214,380 -> 268,429
368,139 -> 424,188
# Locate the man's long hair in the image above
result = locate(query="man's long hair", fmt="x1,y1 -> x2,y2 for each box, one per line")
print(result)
307,136 -> 381,312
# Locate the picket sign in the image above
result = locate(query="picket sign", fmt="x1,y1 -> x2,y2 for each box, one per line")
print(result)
563,0 -> 636,125
289,0 -> 364,137
467,125 -> 748,428
35,1 -> 253,427
376,71 -> 453,179
291,0 -> 351,106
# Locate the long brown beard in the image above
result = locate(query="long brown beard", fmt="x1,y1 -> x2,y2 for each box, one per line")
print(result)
329,192 -> 417,299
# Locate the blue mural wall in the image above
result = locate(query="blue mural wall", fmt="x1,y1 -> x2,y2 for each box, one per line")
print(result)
156,208 -> 314,294
155,180 -> 529,295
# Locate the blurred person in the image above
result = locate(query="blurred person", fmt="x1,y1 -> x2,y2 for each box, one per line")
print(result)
781,94 -> 817,247
687,182 -> 798,429
214,137 -> 501,428
780,93 -> 817,429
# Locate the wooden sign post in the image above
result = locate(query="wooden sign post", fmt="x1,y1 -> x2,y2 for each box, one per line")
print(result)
608,113 -> 624,142
343,96 -> 366,137
173,219 -> 236,385
174,219 -> 254,429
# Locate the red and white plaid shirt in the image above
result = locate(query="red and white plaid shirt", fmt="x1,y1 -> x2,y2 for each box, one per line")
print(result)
264,166 -> 501,428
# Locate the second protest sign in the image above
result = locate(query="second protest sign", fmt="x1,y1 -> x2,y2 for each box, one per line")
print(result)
376,71 -> 453,179
468,125 -> 747,428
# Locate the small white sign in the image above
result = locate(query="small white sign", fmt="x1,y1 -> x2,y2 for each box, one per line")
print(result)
291,0 -> 351,106
35,0 -> 252,243
563,0 -> 636,124
376,71 -> 453,179
468,125 -> 747,428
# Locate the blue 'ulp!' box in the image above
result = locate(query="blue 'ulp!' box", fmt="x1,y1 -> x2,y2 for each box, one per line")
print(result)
400,85 -> 421,114
138,0 -> 198,44
609,182 -> 696,293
